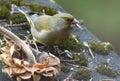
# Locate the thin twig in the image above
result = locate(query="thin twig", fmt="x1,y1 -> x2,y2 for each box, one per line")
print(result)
61,59 -> 79,63
63,73 -> 73,81
3,22 -> 29,27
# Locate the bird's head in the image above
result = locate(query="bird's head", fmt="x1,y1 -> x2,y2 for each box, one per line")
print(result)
54,13 -> 82,29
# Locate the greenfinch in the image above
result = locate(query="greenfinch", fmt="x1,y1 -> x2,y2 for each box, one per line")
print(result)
11,5 -> 82,46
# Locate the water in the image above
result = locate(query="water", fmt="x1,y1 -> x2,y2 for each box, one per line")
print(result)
56,0 -> 120,54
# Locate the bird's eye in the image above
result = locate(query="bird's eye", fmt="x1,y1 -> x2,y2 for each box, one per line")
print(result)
66,18 -> 72,22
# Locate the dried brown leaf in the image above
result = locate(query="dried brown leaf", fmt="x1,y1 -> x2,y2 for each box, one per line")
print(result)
47,53 -> 61,72
13,58 -> 22,67
0,32 -> 61,80
33,74 -> 41,81
35,68 -> 44,74
12,67 -> 26,75
0,53 -> 12,66
19,72 -> 32,79
23,61 -> 30,67
0,47 -> 6,53
4,38 -> 13,47
12,51 -> 22,59
0,27 -> 37,64
10,45 -> 15,56
35,53 -> 60,78
35,67 -> 56,77
43,67 -> 55,73
2,66 -> 12,77
48,53 -> 60,66
41,67 -> 59,77
10,45 -> 25,59
0,46 -> 10,54
52,67 -> 59,78
24,67 -> 39,75
34,61 -> 48,69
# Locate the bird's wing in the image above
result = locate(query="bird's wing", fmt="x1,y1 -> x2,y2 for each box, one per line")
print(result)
18,7 -> 36,28
11,4 -> 35,28
35,15 -> 52,31
11,4 -> 54,31
11,4 -> 42,29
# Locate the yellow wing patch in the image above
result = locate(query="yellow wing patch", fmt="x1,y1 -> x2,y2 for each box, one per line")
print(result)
29,19 -> 35,27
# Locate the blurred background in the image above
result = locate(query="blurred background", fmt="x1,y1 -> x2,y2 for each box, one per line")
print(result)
56,0 -> 120,54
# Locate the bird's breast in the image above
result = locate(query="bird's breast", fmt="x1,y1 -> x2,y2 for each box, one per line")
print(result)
31,27 -> 70,46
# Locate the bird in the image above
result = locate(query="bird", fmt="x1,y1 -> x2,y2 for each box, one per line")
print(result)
11,4 -> 82,46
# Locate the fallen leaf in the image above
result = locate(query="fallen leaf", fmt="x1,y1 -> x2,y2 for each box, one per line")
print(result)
0,53 -> 12,66
33,74 -> 41,81
47,53 -> 60,72
34,61 -> 48,69
10,45 -> 22,59
19,72 -> 32,79
24,67 -> 39,75
12,67 -> 26,75
36,67 -> 55,77
2,66 -> 12,77
0,46 -> 10,54
23,61 -> 30,67
48,53 -> 60,66
13,58 -> 22,67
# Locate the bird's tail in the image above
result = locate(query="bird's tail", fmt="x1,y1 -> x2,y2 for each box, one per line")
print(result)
11,4 -> 31,15
11,4 -> 35,27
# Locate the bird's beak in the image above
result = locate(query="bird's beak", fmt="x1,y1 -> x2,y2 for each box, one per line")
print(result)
71,19 -> 83,30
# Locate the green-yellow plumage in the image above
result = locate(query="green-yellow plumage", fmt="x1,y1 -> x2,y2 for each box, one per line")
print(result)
13,6 -> 77,46
31,13 -> 74,46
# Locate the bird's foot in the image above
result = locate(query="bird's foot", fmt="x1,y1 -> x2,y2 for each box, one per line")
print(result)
33,41 -> 39,51
53,46 -> 62,57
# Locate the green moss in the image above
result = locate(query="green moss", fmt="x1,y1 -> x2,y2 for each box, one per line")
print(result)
10,13 -> 27,24
0,0 -> 11,9
74,67 -> 91,80
0,0 -> 57,23
61,66 -> 70,73
0,0 -> 11,19
11,0 -> 23,6
23,2 -> 57,16
0,33 -> 3,39
96,63 -> 118,77
0,6 -> 10,19
89,41 -> 114,55
72,54 -> 88,66
60,36 -> 83,52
